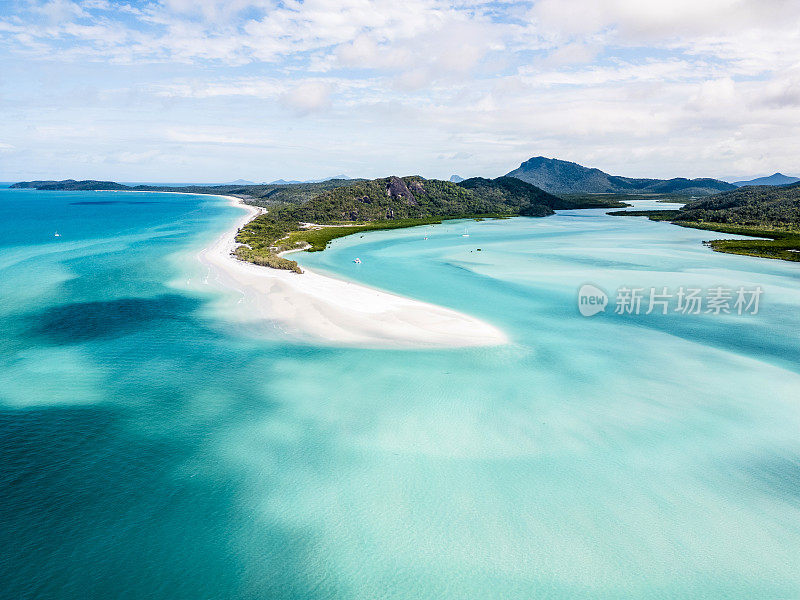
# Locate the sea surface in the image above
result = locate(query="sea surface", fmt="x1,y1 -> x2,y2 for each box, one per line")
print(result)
1,187 -> 799,599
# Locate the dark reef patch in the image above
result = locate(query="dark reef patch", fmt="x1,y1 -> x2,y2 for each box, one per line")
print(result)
26,295 -> 198,344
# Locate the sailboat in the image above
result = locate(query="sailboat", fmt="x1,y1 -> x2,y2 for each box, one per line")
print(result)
461,227 -> 469,237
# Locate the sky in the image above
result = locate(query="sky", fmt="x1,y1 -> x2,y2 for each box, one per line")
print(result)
1,0 -> 799,183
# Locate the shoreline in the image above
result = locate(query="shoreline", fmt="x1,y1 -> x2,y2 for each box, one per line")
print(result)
609,208 -> 800,263
197,195 -> 510,348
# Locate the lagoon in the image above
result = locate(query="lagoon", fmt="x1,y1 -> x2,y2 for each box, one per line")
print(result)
1,188 -> 799,598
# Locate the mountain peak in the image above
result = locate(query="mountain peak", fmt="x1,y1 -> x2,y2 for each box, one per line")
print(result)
222,178 -> 256,185
507,156 -> 735,195
733,172 -> 800,187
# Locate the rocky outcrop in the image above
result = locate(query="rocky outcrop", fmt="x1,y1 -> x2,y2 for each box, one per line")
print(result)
408,180 -> 425,195
386,176 -> 418,206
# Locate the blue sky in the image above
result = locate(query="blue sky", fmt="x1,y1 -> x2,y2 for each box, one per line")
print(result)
1,0 -> 799,182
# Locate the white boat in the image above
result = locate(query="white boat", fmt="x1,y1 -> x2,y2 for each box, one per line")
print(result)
353,258 -> 361,264
461,227 -> 469,237
54,231 -> 61,237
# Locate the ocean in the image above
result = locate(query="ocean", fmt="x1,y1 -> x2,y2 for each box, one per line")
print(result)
1,187 -> 799,598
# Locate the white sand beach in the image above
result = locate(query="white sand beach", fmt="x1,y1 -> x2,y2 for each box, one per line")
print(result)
196,196 -> 509,348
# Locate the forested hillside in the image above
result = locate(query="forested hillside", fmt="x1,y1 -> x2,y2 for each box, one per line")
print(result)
507,156 -> 735,195
675,183 -> 800,227
611,182 -> 800,261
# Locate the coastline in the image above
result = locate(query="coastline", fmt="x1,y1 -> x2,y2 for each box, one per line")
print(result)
197,195 -> 509,348
609,208 -> 800,262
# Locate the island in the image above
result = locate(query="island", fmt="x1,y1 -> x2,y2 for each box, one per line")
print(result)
12,175 -> 626,272
13,156 -> 751,270
608,183 -> 800,261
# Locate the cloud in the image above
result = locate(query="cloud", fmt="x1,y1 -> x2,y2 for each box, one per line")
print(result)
757,72 -> 800,108
1,1 -> 800,181
686,77 -> 738,112
540,42 -> 601,67
520,59 -> 719,87
528,0 -> 796,40
438,151 -> 473,160
279,81 -> 334,115
33,0 -> 89,23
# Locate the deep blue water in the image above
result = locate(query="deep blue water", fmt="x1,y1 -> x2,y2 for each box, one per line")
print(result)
1,188 -> 800,599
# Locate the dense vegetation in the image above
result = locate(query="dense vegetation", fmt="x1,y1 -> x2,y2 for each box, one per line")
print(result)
234,245 -> 305,272
233,175 -> 572,270
507,156 -> 735,195
284,175 -> 569,223
674,183 -> 800,227
558,193 -> 634,208
676,223 -> 800,262
457,176 -> 565,214
609,184 -> 800,261
11,179 -> 130,191
283,218 -> 449,251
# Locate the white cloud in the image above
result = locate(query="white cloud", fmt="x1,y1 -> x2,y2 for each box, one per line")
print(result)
279,81 -> 334,115
686,77 -> 738,112
33,0 -> 89,23
1,0 -> 800,181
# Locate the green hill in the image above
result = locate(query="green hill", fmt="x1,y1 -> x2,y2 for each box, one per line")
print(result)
675,183 -> 800,227
287,175 -> 568,222
507,156 -> 735,196
11,179 -> 129,191
235,175 -> 572,270
457,176 -> 576,214
611,183 -> 800,262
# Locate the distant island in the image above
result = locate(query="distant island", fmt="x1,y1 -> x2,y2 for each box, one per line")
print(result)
732,172 -> 800,187
221,179 -> 257,186
9,178 -> 361,205
506,156 -> 736,196
268,175 -> 351,185
610,183 -> 800,261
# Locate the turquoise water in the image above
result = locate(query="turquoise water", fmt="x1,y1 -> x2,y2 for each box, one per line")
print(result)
1,188 -> 799,598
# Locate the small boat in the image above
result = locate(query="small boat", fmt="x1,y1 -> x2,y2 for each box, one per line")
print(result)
461,227 -> 469,237
423,236 -> 428,240
54,231 -> 61,237
353,258 -> 361,264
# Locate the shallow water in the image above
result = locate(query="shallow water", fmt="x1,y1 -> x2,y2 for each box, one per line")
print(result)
1,189 -> 799,598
